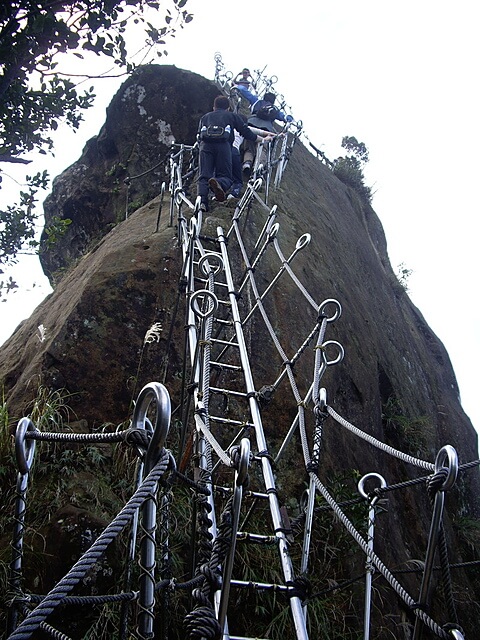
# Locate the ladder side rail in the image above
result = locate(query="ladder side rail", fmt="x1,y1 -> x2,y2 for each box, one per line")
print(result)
217,225 -> 309,640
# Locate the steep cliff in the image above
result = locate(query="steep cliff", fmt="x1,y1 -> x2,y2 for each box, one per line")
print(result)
1,65 -> 478,639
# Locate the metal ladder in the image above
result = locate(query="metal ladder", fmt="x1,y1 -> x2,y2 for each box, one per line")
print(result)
172,173 -> 343,639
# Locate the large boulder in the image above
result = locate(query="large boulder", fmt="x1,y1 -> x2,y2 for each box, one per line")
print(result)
1,65 -> 479,638
39,65 -> 219,284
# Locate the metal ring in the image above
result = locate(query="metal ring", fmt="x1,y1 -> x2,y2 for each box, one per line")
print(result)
190,289 -> 218,319
435,445 -> 458,491
270,75 -> 278,85
132,383 -> 171,473
194,195 -> 203,216
358,473 -> 387,500
189,216 -> 198,239
447,629 -> 465,640
318,298 -> 342,323
236,438 -> 251,486
199,253 -> 224,276
15,418 -> 37,475
319,388 -> 327,413
296,233 -> 311,250
253,177 -> 263,191
268,223 -> 280,240
322,340 -> 345,366
174,187 -> 184,206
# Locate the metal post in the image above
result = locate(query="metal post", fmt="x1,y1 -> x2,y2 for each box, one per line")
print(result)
358,473 -> 387,640
133,383 -> 171,639
413,446 -> 458,640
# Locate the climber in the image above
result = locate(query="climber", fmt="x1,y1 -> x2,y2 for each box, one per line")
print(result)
197,95 -> 272,210
241,91 -> 293,176
230,122 -> 278,200
233,67 -> 255,91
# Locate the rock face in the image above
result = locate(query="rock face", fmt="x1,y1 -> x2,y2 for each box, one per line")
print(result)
39,65 -> 219,283
1,65 -> 479,638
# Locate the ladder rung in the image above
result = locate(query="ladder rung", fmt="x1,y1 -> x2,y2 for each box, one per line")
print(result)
194,277 -> 228,288
208,416 -> 254,428
229,637 -> 271,640
214,486 -> 269,500
210,337 -> 239,347
210,361 -> 242,371
231,579 -> 290,593
213,318 -> 233,325
237,532 -> 278,545
229,636 -> 271,640
209,387 -> 248,398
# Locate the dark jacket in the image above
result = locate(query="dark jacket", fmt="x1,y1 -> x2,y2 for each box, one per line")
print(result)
198,109 -> 258,144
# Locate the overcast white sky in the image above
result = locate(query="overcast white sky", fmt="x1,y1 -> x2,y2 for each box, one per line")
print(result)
1,0 -> 478,438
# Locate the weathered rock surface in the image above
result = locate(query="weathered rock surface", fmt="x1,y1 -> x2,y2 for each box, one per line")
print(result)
39,65 -> 218,283
1,65 -> 479,637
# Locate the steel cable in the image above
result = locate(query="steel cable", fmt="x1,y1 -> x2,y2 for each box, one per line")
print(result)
8,449 -> 171,640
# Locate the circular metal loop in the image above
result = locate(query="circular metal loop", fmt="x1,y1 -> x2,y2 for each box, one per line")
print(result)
224,70 -> 233,80
189,216 -> 198,239
193,195 -> 203,224
447,629 -> 465,640
270,75 -> 278,85
190,289 -> 218,319
265,206 -> 278,232
132,382 -> 171,473
318,298 -> 342,323
15,418 -> 37,475
253,177 -> 263,191
196,207 -> 203,232
319,388 -> 327,413
295,233 -> 311,250
358,473 -> 387,501
434,445 -> 458,491
236,438 -> 251,485
174,187 -> 184,206
321,340 -> 345,366
268,223 -> 280,240
199,253 -> 224,276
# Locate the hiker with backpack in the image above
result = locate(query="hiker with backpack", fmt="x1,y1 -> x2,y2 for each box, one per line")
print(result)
196,95 -> 272,211
241,91 -> 293,175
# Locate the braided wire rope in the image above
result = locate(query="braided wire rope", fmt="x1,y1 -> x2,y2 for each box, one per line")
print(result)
327,405 -> 435,471
8,449 -> 171,640
309,471 -> 451,639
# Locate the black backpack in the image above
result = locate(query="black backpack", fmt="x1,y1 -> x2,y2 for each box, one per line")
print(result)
253,102 -> 278,122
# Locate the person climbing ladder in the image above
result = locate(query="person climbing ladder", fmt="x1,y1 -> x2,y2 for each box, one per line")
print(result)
197,95 -> 273,210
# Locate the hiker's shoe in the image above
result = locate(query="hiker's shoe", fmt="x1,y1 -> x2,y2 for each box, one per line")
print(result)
242,162 -> 252,177
208,178 -> 225,202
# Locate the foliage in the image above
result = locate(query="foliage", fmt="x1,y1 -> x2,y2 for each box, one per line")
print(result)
226,471 -> 368,639
0,386 -> 15,486
381,396 -> 431,456
0,0 -> 192,270
0,170 -> 48,262
395,262 -> 413,292
333,135 -> 372,205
